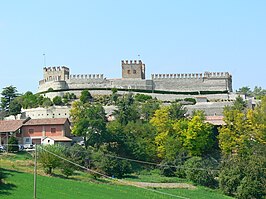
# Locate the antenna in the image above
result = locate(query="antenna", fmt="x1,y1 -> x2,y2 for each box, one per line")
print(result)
43,53 -> 46,66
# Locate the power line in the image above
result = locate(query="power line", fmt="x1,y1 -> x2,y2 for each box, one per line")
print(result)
60,147 -> 220,172
104,154 -> 220,172
39,146 -> 190,199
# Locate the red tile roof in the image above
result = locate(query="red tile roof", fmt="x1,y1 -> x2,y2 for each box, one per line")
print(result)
23,118 -> 69,126
205,116 -> 226,126
0,120 -> 24,133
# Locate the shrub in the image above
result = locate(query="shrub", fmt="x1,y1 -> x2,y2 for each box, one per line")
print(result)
184,98 -> 196,104
47,88 -> 54,92
53,96 -> 63,105
91,146 -> 132,178
7,136 -> 19,152
134,94 -> 152,102
160,161 -> 176,177
184,157 -> 217,188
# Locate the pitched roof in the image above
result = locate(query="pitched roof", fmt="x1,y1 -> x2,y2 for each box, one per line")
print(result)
23,118 -> 69,126
0,120 -> 24,133
205,116 -> 226,126
44,136 -> 72,142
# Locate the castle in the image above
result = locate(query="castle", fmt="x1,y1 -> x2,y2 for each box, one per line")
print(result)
38,60 -> 233,94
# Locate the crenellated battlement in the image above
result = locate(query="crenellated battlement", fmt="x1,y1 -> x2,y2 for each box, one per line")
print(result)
43,66 -> 69,72
38,60 -> 233,93
203,72 -> 231,78
121,60 -> 143,65
152,72 -> 231,79
69,74 -> 104,80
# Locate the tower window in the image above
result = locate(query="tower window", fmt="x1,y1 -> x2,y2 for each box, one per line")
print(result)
127,70 -> 131,74
133,70 -> 136,74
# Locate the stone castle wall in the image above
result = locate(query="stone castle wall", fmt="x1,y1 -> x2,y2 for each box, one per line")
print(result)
38,61 -> 232,93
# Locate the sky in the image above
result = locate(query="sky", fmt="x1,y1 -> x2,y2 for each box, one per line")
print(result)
0,0 -> 265,93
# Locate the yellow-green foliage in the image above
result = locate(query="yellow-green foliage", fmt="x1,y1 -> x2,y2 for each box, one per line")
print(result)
219,96 -> 266,155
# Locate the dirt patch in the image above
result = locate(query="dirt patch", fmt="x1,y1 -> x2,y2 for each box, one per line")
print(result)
130,182 -> 196,189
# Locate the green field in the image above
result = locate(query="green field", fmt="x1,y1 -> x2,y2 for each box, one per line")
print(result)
0,168 -> 232,199
0,152 -> 232,199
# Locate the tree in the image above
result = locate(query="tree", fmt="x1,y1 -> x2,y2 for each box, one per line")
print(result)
52,96 -> 63,105
140,99 -> 160,121
7,136 -> 19,152
9,99 -> 22,117
173,112 -> 214,156
184,157 -> 217,187
70,101 -> 108,149
114,94 -> 140,125
168,102 -> 187,120
91,145 -> 132,178
1,86 -> 20,115
151,106 -> 213,159
218,97 -> 266,156
38,144 -> 65,175
150,106 -> 173,158
108,120 -> 157,161
20,91 -> 39,109
253,86 -> 266,99
80,90 -> 93,104
41,97 -> 53,107
237,86 -> 252,96
110,88 -> 118,104
219,147 -> 266,198
218,97 -> 266,198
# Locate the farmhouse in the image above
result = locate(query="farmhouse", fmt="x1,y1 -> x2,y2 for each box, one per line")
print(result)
0,118 -> 72,146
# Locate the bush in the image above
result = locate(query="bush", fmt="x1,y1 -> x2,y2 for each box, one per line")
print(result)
160,161 -> 176,177
134,94 -> 152,102
184,98 -> 196,104
7,136 -> 19,152
47,88 -> 54,92
0,168 -> 4,183
91,146 -> 132,178
53,96 -> 63,105
184,157 -> 217,188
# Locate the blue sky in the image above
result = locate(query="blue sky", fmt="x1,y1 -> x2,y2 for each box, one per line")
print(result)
0,0 -> 265,93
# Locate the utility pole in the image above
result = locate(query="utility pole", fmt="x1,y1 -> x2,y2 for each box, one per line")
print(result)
6,133 -> 8,154
33,144 -> 37,199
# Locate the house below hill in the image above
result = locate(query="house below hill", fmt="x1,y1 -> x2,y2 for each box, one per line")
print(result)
0,118 -> 72,147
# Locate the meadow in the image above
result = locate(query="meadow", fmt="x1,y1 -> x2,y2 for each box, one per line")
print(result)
0,152 -> 232,199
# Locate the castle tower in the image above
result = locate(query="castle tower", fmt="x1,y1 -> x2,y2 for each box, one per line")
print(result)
43,66 -> 70,82
122,60 -> 145,79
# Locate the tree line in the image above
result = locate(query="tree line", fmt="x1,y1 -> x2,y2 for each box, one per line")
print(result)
1,86 -> 265,198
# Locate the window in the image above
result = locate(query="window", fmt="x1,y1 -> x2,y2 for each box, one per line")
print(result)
127,70 -> 131,74
25,138 -> 30,143
51,128 -> 56,133
28,129 -> 34,134
133,70 -> 137,74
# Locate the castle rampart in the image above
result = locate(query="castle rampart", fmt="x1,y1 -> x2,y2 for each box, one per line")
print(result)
38,60 -> 233,93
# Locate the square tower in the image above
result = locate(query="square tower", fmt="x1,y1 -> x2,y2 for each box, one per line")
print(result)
122,60 -> 145,79
43,66 -> 70,82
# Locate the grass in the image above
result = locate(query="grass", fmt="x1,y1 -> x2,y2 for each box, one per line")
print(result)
124,169 -> 188,183
0,169 -> 232,199
0,152 -> 232,199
